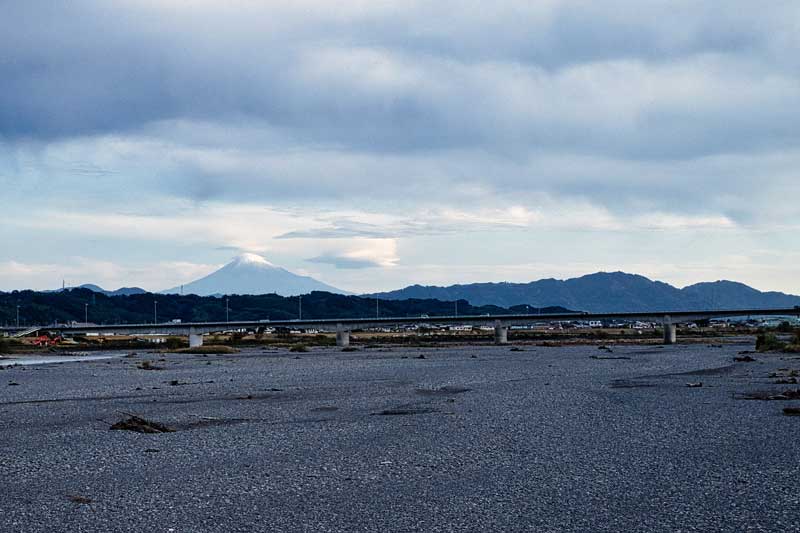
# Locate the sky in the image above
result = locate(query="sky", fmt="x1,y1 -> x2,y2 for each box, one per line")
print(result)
1,1 -> 799,294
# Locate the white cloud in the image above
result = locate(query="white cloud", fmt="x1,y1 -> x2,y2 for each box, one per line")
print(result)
307,239 -> 399,269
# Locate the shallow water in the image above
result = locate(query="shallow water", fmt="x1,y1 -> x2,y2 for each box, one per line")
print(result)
0,353 -> 124,367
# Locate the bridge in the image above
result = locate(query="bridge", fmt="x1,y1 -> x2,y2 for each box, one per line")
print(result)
8,326 -> 43,339
8,307 -> 799,347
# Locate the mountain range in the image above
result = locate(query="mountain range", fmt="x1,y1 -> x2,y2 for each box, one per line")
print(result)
368,272 -> 800,313
54,256 -> 800,313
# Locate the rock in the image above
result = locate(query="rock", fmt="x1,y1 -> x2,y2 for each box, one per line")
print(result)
110,415 -> 174,434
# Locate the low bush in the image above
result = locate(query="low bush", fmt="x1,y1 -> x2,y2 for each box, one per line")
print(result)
756,333 -> 786,352
289,344 -> 309,353
164,336 -> 185,350
0,337 -> 21,354
313,334 -> 336,346
784,330 -> 800,353
174,345 -> 239,355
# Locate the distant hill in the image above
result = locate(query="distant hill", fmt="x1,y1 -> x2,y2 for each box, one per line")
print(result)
368,272 -> 800,313
54,284 -> 148,297
162,254 -> 345,297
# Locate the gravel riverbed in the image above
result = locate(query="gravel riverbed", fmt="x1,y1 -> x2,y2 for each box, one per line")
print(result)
1,342 -> 799,532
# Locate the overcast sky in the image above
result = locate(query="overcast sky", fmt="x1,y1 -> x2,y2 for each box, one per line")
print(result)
2,1 -> 799,294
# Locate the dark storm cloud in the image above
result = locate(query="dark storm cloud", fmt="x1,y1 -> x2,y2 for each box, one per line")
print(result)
2,1 -> 798,155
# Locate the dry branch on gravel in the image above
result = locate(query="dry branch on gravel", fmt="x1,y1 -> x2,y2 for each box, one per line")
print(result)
110,415 -> 175,434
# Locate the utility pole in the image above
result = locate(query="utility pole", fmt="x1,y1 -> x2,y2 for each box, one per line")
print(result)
298,295 -> 302,320
84,303 -> 88,325
226,298 -> 230,323
16,305 -> 20,328
455,300 -> 458,317
154,300 -> 158,324
376,297 -> 380,319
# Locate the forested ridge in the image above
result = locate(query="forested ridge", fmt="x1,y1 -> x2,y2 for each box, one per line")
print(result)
0,288 -> 571,326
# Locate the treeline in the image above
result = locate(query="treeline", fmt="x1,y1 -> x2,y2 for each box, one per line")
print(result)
0,288 -> 573,326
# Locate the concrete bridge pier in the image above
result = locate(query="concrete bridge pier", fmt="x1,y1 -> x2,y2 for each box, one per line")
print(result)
662,316 -> 677,345
189,327 -> 204,348
494,323 -> 509,345
336,325 -> 350,348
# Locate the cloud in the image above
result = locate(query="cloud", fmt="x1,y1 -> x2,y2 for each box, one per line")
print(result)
307,254 -> 385,269
5,121 -> 800,230
2,2 -> 798,158
9,204 -> 304,253
2,1 -> 800,294
276,203 -> 738,240
307,239 -> 399,269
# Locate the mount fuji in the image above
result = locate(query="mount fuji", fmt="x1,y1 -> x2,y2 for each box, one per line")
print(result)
162,254 -> 346,296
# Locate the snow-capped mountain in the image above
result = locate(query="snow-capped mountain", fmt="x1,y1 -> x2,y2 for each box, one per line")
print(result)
162,253 -> 345,296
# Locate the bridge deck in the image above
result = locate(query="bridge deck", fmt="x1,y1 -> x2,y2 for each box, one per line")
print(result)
7,307 -> 797,336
